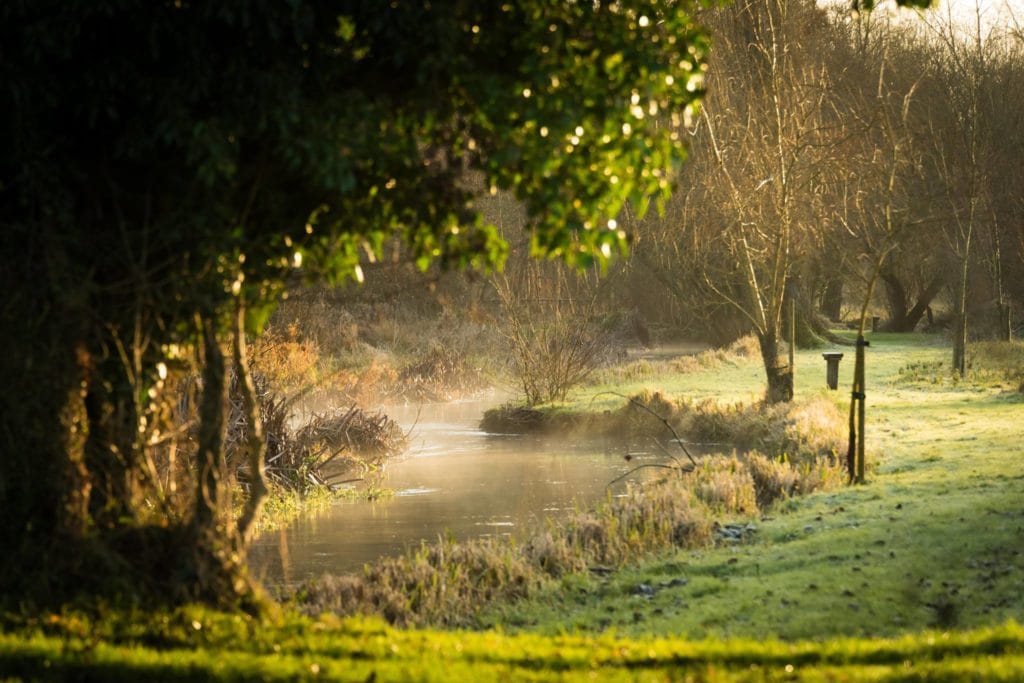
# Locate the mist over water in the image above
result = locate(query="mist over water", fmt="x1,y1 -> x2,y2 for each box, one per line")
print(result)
249,395 -> 670,587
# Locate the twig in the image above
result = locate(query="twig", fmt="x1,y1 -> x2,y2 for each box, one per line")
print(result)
590,391 -> 698,468
607,463 -> 689,488
645,435 -> 683,470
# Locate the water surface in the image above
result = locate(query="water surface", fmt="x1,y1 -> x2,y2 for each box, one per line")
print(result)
249,397 -> 670,586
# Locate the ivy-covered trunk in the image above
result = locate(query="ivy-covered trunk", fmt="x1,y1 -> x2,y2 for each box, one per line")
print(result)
0,269 -> 93,588
82,351 -> 141,528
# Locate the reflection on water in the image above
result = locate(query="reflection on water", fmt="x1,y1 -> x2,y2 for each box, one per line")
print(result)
249,396 -> 668,587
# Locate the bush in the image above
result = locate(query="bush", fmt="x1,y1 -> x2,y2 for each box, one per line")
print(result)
494,268 -> 617,406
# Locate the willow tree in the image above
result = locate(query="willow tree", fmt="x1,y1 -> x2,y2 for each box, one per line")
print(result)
1,1 -> 711,602
680,0 -> 850,403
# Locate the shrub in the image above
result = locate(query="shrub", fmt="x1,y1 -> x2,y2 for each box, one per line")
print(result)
251,324 -> 321,392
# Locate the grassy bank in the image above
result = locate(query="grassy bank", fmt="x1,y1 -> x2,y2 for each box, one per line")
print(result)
294,392 -> 846,627
475,334 -> 1024,639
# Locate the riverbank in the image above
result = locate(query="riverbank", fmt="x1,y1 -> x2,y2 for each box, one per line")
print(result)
280,362 -> 847,625
475,334 -> 1024,639
260,333 -> 1022,635
3,334 -> 1023,679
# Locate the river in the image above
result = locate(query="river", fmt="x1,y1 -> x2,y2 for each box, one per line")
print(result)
248,395 -> 673,587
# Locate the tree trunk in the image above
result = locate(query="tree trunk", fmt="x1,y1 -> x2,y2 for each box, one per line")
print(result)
880,268 -> 909,330
194,316 -> 229,534
191,314 -> 245,600
900,278 -> 945,332
952,266 -> 969,377
0,285 -> 93,588
759,329 -> 793,404
233,302 -> 269,552
999,303 -> 1011,342
880,271 -> 944,332
83,353 -> 139,528
821,277 -> 843,322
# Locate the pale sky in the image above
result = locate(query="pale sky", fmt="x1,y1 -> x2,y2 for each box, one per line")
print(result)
926,0 -> 1023,35
822,0 -> 1024,39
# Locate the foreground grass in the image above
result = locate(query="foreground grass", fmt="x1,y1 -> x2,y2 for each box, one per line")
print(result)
3,608 -> 1024,681
476,333 -> 1024,639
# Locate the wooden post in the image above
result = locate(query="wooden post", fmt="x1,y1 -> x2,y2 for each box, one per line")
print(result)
846,335 -> 869,484
789,295 -> 796,390
855,336 -> 867,484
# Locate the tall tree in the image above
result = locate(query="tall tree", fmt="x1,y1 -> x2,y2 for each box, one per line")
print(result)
663,0 -> 850,403
919,2 -> 1000,375
1,0 -> 710,601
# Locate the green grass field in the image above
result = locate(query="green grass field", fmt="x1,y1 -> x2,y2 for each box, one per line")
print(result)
3,333 -> 1022,681
477,333 -> 1024,640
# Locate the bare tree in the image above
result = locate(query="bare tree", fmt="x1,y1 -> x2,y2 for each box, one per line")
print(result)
919,1 -> 999,375
682,0 -> 850,403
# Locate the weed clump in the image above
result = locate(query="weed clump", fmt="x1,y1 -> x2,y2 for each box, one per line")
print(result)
687,456 -> 758,515
746,451 -> 801,509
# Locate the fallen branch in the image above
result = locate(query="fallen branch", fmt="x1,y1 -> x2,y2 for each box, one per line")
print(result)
606,463 -> 688,488
590,391 -> 698,469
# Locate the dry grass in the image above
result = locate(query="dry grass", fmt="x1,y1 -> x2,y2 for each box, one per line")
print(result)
745,450 -> 802,509
687,456 -> 758,515
297,476 -> 713,627
395,344 -> 487,402
257,298 -> 496,405
677,394 -> 844,462
895,340 -> 1024,391
589,334 -> 760,387
295,445 -> 844,628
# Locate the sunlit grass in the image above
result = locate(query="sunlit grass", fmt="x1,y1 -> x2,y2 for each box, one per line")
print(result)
3,608 -> 1024,681
474,334 -> 1024,640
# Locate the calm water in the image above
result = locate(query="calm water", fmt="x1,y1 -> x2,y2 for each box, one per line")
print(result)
249,396 -> 671,587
